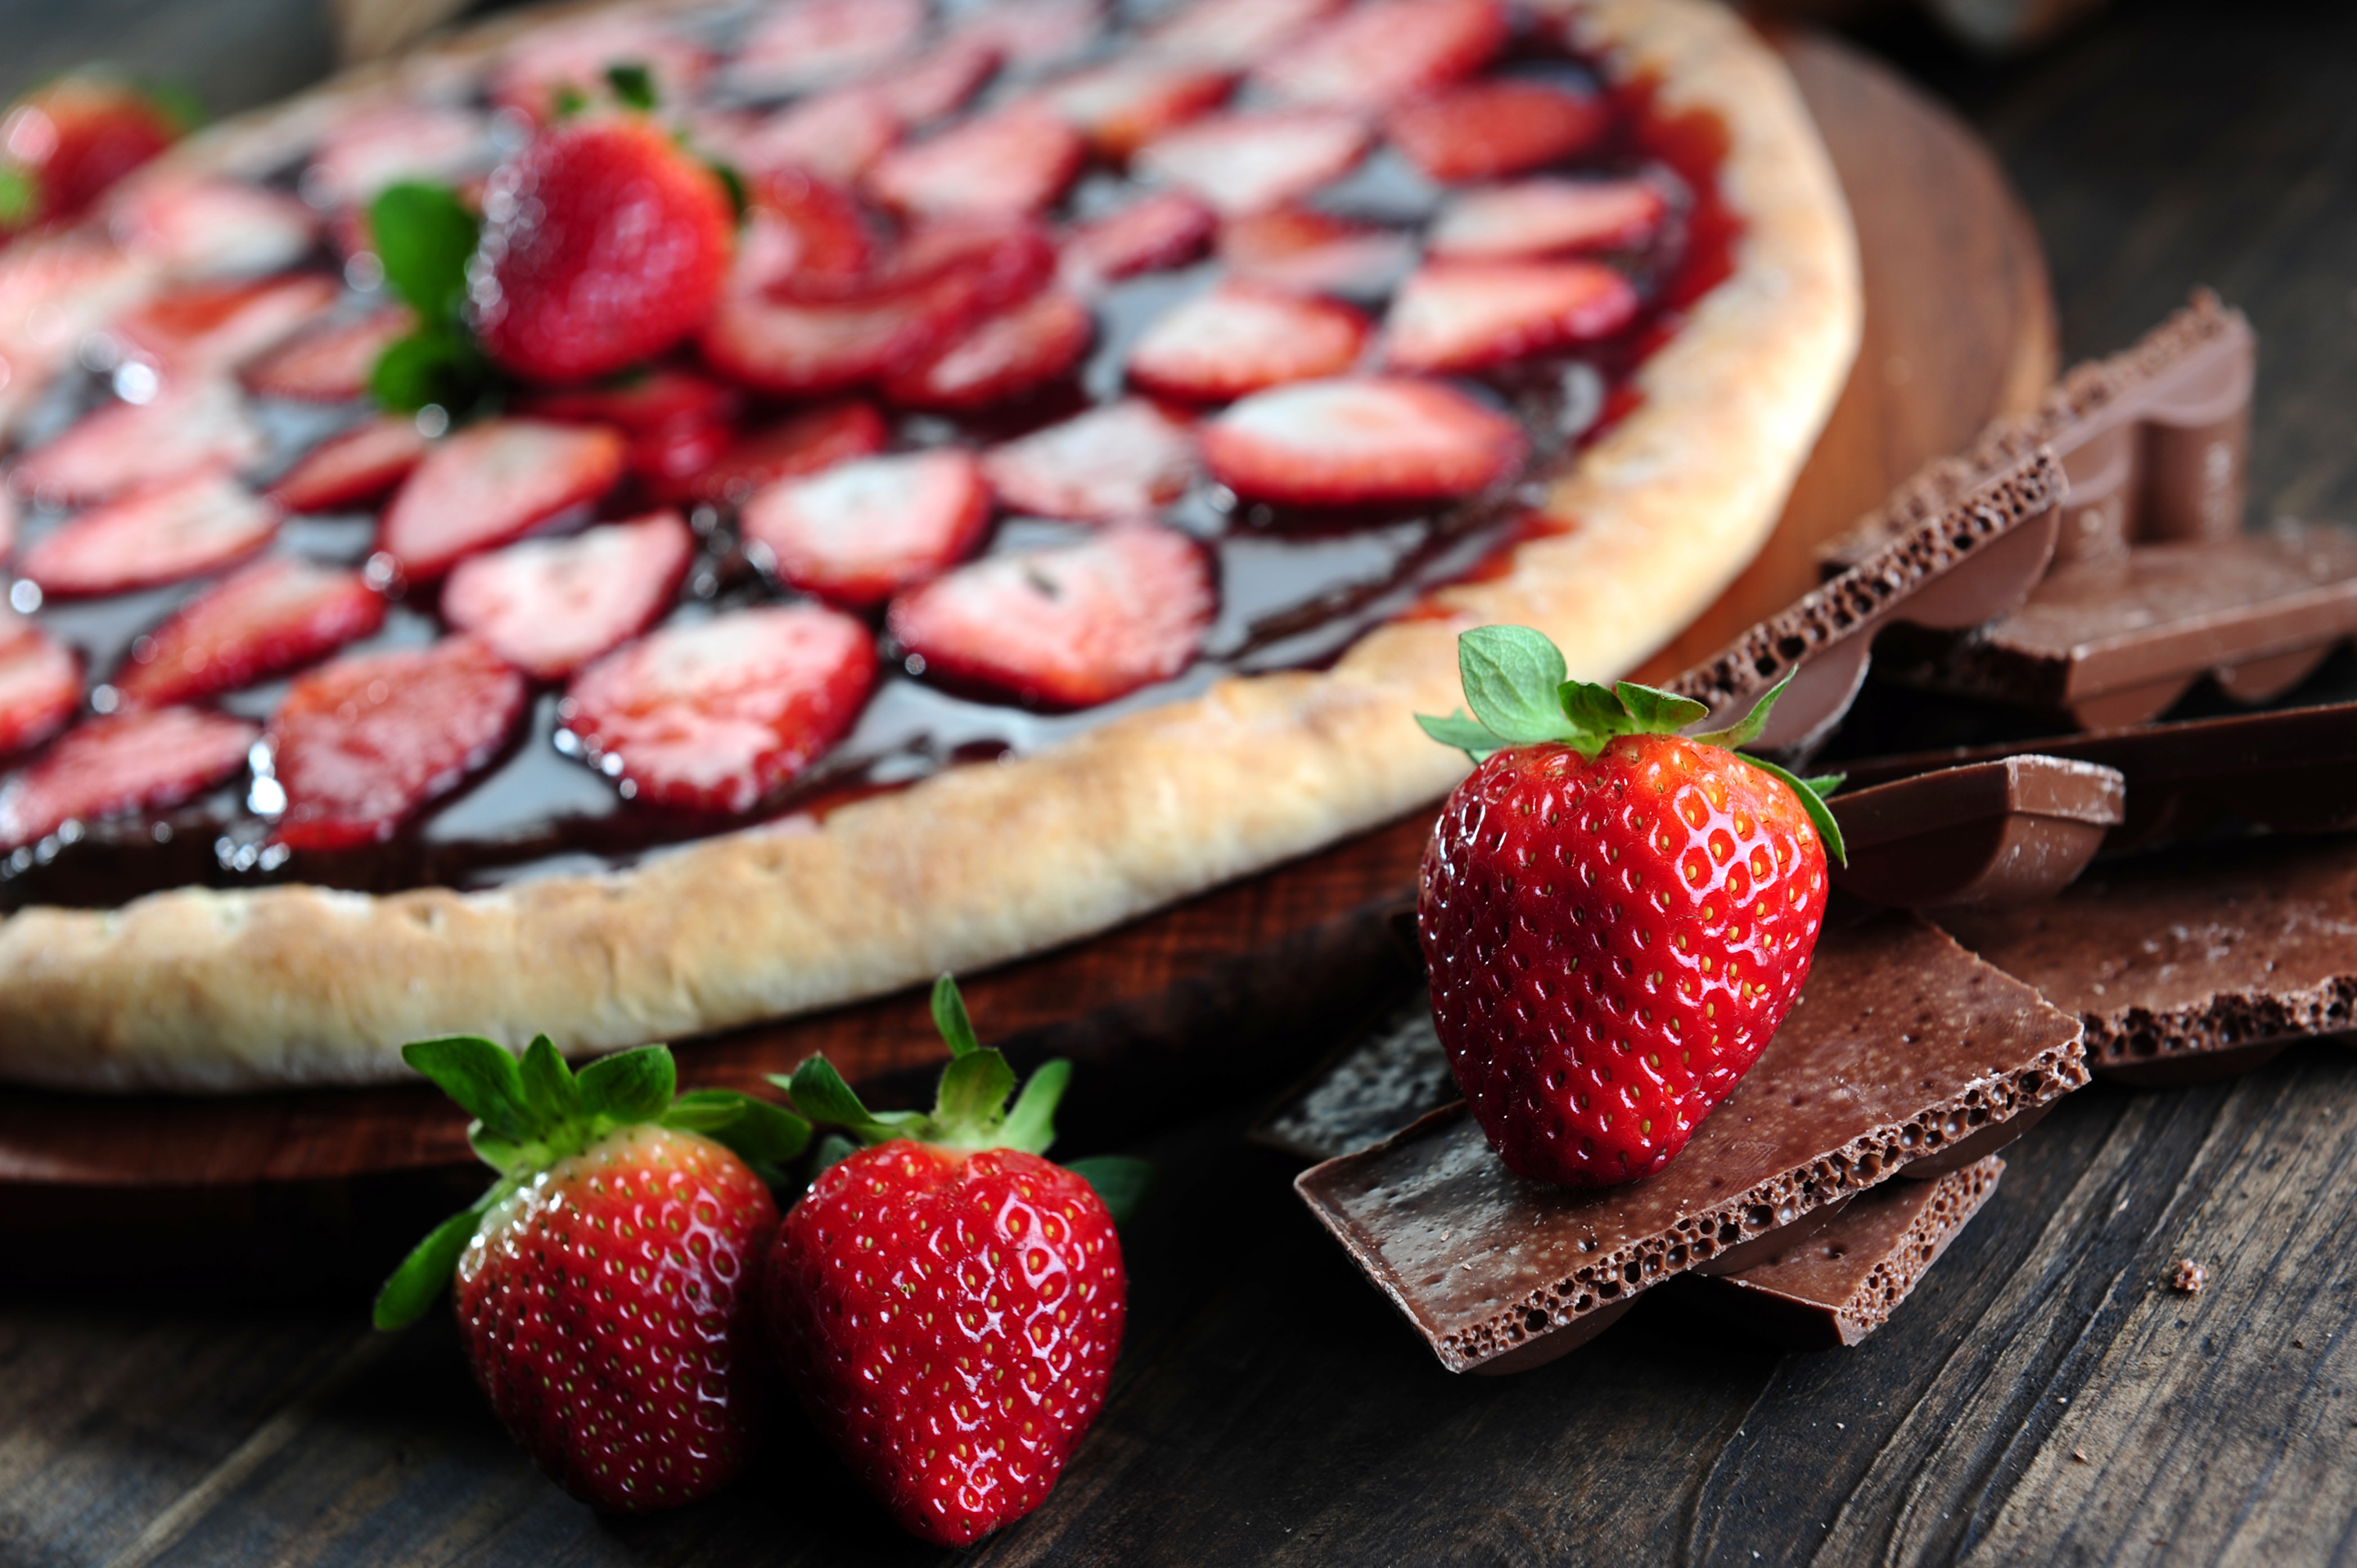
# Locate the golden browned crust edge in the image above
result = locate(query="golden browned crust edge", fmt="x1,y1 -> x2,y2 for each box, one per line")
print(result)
0,0 -> 1860,1090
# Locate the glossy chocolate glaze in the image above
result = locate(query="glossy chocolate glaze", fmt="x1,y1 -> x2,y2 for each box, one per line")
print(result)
2,18 -> 1735,911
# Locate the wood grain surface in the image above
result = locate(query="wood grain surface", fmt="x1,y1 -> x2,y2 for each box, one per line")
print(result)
12,0 -> 2357,1564
0,26 -> 2056,1197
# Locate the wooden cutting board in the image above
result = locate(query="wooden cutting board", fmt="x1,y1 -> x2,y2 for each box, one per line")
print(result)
0,31 -> 2055,1199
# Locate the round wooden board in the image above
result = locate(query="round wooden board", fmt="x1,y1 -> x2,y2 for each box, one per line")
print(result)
0,31 -> 2055,1197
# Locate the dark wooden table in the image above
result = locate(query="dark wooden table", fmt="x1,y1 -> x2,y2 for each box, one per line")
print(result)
11,2 -> 2357,1564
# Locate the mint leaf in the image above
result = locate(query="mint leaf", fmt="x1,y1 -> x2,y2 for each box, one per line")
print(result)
1740,755 -> 1848,868
605,61 -> 658,110
1064,1156 -> 1153,1228
367,182 -> 477,323
1615,682 -> 1709,732
402,1035 -> 532,1142
1692,669 -> 1798,753
369,323 -> 486,414
1414,709 -> 1501,762
575,1044 -> 676,1123
931,973 -> 983,1059
1458,625 -> 1577,746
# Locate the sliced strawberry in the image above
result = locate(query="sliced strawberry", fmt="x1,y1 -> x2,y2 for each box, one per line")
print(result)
1038,60 -> 1233,159
443,512 -> 694,682
112,557 -> 382,710
0,488 -> 16,565
0,706 -> 259,850
742,449 -> 989,606
0,619 -> 80,759
1255,0 -> 1507,108
241,307 -> 417,402
110,178 -> 321,279
1386,79 -> 1612,182
654,400 -> 888,507
378,419 -> 628,583
21,471 -> 280,597
888,520 -> 1212,709
266,635 -> 529,850
1382,258 -> 1640,373
305,103 -> 494,209
882,214 -> 1059,304
732,173 -> 878,295
1426,178 -> 1670,260
14,380 -> 263,506
561,606 -> 877,813
864,36 -> 1003,127
951,0 -> 1101,68
266,415 -> 429,514
1133,108 -> 1369,214
1057,188 -> 1217,291
1200,376 -> 1526,505
867,104 -> 1084,219
718,91 -> 902,186
982,399 -> 1196,521
114,274 -> 342,376
1219,205 -> 1416,295
521,370 -> 741,437
630,421 -> 737,498
490,16 -> 710,123
731,0 -> 925,97
1144,0 -> 1345,67
883,290 -> 1092,412
1128,282 -> 1368,403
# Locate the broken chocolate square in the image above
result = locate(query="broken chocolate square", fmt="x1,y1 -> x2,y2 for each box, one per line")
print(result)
1829,755 -> 2125,908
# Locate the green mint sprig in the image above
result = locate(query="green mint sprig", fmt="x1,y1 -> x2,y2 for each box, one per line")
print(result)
365,180 -> 492,415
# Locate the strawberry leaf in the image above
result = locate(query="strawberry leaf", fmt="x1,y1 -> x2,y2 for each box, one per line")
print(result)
368,182 -> 478,324
576,1043 -> 676,1122
372,1201 -> 490,1331
810,1132 -> 859,1176
662,1088 -> 811,1175
606,61 -> 659,111
932,973 -> 984,1059
403,1035 -> 534,1142
517,1034 -> 580,1125
1000,1058 -> 1071,1156
1063,1154 -> 1152,1228
0,166 -> 36,228
1615,682 -> 1709,731
1556,678 -> 1636,749
935,1049 -> 1017,1143
1458,624 -> 1578,746
369,322 -> 488,414
1738,755 -> 1848,868
1692,668 -> 1796,752
778,1056 -> 903,1142
1414,709 -> 1501,762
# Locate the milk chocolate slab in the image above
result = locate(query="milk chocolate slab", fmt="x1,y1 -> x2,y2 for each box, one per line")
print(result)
1937,834 -> 2357,1085
1822,291 -> 2253,574
1836,700 -> 2357,854
1830,755 -> 2125,908
1665,451 -> 2065,759
1691,1155 -> 2004,1349
1883,521 -> 2357,728
1294,913 -> 2085,1372
1255,993 -> 1458,1164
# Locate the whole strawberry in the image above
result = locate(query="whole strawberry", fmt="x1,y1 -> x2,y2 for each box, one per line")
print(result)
1416,626 -> 1845,1187
0,74 -> 183,237
375,1035 -> 809,1511
767,978 -> 1142,1548
474,115 -> 733,382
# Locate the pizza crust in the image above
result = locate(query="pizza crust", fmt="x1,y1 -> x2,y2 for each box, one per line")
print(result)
0,0 -> 1859,1090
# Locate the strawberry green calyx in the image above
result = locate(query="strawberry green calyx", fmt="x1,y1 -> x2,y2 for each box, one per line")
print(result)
372,1034 -> 809,1331
778,975 -> 1154,1223
1415,624 -> 1849,866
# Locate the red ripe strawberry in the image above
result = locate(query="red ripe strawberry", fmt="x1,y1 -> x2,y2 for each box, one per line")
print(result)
883,290 -> 1092,411
1132,107 -> 1369,215
113,556 -> 385,710
742,449 -> 990,606
375,1036 -> 809,1512
114,274 -> 342,376
13,380 -> 263,506
867,104 -> 1084,220
1144,0 -> 1344,66
0,616 -> 80,759
1386,79 -> 1612,183
443,512 -> 695,681
561,605 -> 877,813
1057,188 -> 1217,292
1426,177 -> 1670,261
731,0 -> 926,97
1201,376 -> 1525,506
658,399 -> 888,507
241,307 -> 417,402
110,178 -> 320,280
1255,0 -> 1507,109
267,415 -> 429,514
266,635 -> 527,849
982,399 -> 1197,522
1383,258 -> 1639,372
887,520 -> 1212,708
475,118 -> 736,385
21,471 -> 280,598
1414,626 -> 1842,1185
378,418 -> 627,583
0,76 -> 178,232
1127,282 -> 1369,403
768,977 -> 1133,1547
1038,60 -> 1233,158
1219,205 -> 1414,295
0,705 -> 258,851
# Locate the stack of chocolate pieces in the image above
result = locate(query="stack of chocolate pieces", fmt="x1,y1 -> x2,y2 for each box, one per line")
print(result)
1273,291 -> 2357,1372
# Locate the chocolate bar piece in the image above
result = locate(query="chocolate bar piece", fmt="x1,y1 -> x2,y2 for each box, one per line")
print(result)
1255,994 -> 1458,1163
1666,451 -> 2065,758
1688,1155 -> 2004,1350
1936,834 -> 2357,1086
1295,913 -> 2085,1373
1882,520 -> 2357,728
1830,755 -> 2125,908
1836,700 -> 2357,854
1823,291 -> 2254,574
